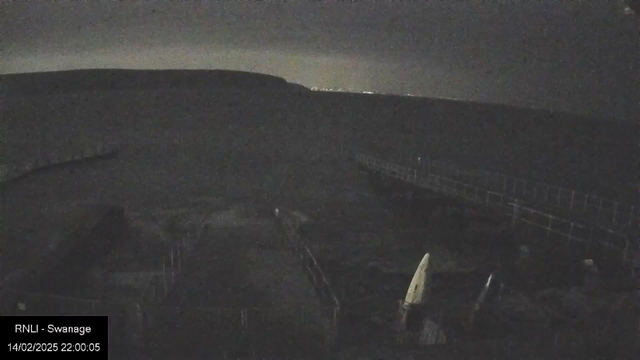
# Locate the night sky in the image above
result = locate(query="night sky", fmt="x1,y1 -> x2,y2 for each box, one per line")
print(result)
2,1 -> 638,121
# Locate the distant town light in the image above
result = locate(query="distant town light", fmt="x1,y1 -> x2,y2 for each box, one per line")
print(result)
309,87 -> 423,98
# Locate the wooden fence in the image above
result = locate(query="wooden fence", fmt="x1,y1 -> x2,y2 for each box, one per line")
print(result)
275,208 -> 341,351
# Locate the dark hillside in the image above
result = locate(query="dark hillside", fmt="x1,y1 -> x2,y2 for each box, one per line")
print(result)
1,69 -> 292,97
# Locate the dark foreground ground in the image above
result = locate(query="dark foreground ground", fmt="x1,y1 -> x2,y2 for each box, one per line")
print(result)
136,221 -> 331,359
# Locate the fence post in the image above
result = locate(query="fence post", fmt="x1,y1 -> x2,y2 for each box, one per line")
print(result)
544,184 -> 549,203
177,244 -> 181,272
241,309 -> 249,336
162,262 -> 168,296
621,235 -> 629,263
557,188 -> 562,207
511,200 -> 520,228
569,223 -> 574,239
170,250 -> 176,286
570,191 -> 575,210
598,198 -> 603,220
568,223 -> 575,249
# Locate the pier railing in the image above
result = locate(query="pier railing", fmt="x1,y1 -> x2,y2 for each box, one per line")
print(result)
356,154 -> 634,264
409,156 -> 638,234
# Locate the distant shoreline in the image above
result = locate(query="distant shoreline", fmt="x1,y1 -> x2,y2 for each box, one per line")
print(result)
1,68 -> 632,124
